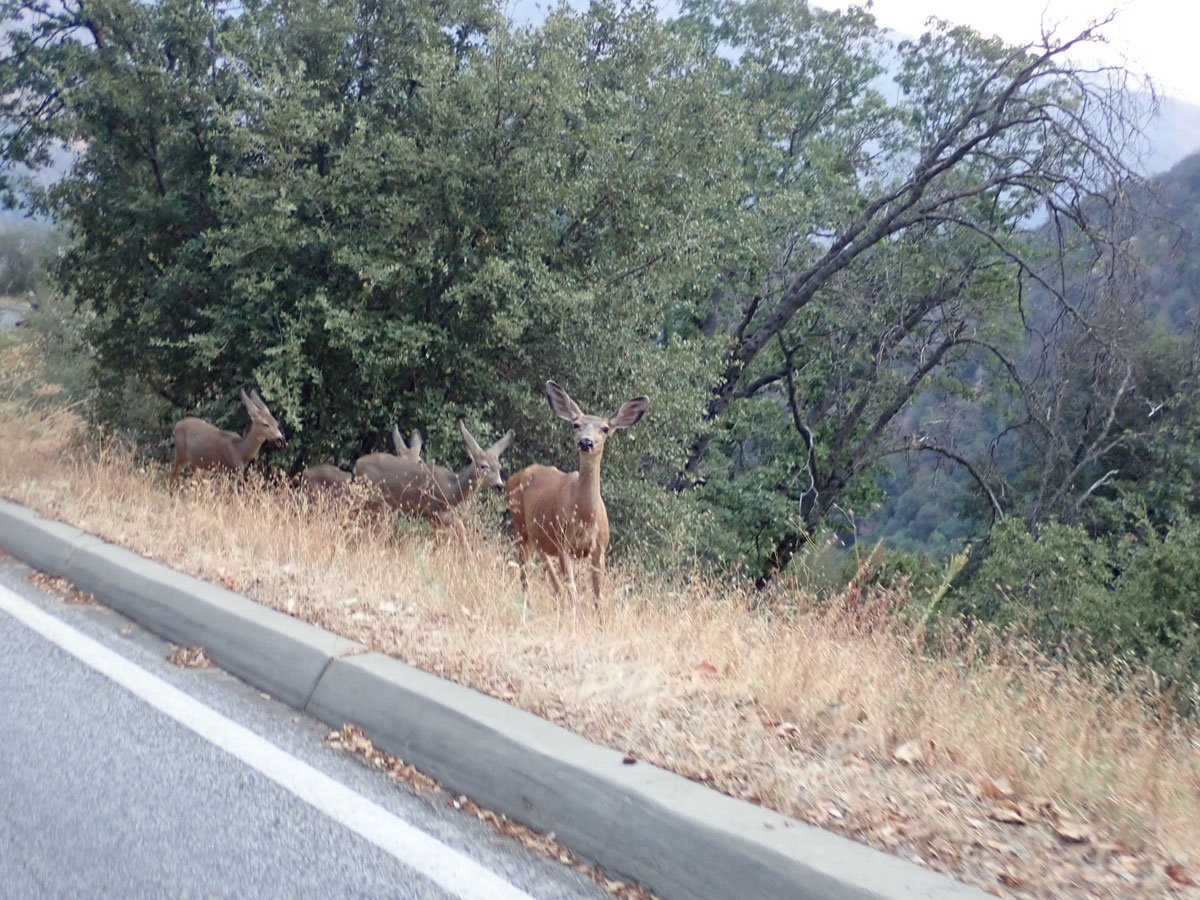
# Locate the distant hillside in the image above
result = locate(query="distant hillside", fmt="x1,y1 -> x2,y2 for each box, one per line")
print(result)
1134,148 -> 1200,330
859,145 -> 1200,557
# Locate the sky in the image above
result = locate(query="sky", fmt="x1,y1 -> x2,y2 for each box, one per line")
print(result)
508,0 -> 1200,107
816,0 -> 1200,106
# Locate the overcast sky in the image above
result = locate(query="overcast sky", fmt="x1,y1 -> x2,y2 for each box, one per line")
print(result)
814,0 -> 1200,105
510,0 -> 1198,106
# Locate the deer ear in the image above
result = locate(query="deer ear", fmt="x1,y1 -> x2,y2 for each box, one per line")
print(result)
458,420 -> 483,455
250,389 -> 267,410
545,381 -> 583,421
610,396 -> 648,429
489,430 -> 514,456
410,430 -> 423,456
392,425 -> 407,453
240,389 -> 253,410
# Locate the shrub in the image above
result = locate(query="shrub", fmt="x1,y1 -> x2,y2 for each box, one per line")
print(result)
948,516 -> 1200,714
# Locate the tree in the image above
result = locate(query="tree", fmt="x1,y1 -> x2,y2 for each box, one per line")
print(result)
1,0 -> 245,427
672,0 -> 1152,584
0,220 -> 60,295
2,0 -> 1164,577
0,0 -> 744,554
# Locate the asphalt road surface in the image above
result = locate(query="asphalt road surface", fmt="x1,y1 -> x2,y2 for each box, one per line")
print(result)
0,552 -> 612,900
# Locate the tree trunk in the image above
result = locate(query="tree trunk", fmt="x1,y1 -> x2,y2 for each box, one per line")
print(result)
755,530 -> 807,591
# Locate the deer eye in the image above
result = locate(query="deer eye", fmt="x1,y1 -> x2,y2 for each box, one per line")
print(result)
479,463 -> 490,471
601,426 -> 610,434
573,423 -> 580,430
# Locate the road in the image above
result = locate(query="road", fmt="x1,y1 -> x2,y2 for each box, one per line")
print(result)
0,553 -> 611,900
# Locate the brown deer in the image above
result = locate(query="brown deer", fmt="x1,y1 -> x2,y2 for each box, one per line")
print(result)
506,381 -> 648,604
299,463 -> 352,493
169,389 -> 285,488
300,425 -> 422,494
353,421 -> 513,541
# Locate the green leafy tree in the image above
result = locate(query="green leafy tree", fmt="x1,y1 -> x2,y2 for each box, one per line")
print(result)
3,0 -> 1171,578
1,0 -> 744,555
1,0 -> 246,433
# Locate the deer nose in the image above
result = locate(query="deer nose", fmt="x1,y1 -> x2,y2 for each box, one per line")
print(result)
578,437 -> 594,452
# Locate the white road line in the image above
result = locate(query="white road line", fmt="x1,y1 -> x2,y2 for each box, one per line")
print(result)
0,585 -> 537,900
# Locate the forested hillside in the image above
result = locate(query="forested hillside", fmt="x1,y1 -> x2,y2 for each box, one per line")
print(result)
867,146 -> 1200,549
3,0 -> 1198,704
1136,151 -> 1200,328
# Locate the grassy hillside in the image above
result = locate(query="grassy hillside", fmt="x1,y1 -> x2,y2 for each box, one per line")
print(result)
2,333 -> 1198,898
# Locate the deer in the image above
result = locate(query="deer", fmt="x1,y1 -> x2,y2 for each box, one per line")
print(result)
506,381 -> 648,605
169,389 -> 285,488
300,426 -> 422,494
300,463 -> 353,493
353,421 -> 513,542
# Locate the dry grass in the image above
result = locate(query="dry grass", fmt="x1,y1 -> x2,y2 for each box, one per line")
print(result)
2,340 -> 1199,898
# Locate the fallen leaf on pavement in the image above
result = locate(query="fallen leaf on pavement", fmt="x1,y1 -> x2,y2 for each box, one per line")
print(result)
988,805 -> 1026,826
168,645 -> 213,668
776,722 -> 803,748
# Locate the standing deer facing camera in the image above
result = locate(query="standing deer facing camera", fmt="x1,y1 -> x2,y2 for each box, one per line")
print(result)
170,389 -> 285,488
506,381 -> 648,604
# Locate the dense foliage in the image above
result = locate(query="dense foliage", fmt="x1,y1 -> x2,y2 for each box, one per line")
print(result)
0,220 -> 60,295
3,0 -> 1198,697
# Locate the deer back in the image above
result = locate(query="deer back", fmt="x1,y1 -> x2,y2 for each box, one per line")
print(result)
354,454 -> 458,518
301,464 -> 352,491
173,417 -> 253,473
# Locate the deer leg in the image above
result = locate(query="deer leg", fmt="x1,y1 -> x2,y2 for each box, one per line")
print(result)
538,548 -> 566,597
589,546 -> 605,606
558,551 -> 580,605
430,511 -> 458,544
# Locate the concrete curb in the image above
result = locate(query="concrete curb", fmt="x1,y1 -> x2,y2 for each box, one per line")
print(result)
0,500 -> 363,710
0,498 -> 987,900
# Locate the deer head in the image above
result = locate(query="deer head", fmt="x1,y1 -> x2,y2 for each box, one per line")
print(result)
545,380 -> 647,458
241,389 -> 286,447
459,420 -> 514,492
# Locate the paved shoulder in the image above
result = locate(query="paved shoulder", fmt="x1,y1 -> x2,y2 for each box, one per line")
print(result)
0,566 -> 608,900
